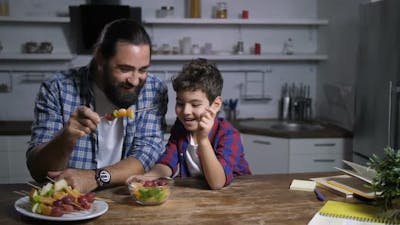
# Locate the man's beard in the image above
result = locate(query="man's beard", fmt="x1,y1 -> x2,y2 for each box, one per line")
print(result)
102,65 -> 145,109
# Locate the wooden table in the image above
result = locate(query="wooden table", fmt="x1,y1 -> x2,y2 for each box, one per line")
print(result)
1,173 -> 350,225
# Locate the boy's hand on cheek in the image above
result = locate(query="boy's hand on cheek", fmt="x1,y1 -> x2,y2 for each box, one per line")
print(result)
197,107 -> 217,139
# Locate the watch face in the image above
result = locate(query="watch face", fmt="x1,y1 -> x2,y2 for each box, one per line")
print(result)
99,170 -> 111,183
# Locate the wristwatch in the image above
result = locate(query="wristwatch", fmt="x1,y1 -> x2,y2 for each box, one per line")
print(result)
95,168 -> 111,187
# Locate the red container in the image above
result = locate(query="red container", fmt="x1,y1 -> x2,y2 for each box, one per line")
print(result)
254,43 -> 261,55
242,10 -> 249,19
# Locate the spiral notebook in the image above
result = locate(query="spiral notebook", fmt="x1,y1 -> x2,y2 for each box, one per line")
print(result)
308,201 -> 399,225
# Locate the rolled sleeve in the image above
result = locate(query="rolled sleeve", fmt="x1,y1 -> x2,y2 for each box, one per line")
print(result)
214,127 -> 244,186
27,78 -> 65,161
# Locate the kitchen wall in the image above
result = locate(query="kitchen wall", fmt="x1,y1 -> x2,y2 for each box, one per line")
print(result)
0,0 -> 359,128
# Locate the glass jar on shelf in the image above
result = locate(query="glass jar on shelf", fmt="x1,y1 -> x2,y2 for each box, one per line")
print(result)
172,46 -> 180,55
161,44 -> 171,55
156,6 -> 168,18
167,6 -> 175,18
216,2 -> 227,19
282,38 -> 294,55
191,44 -> 200,54
151,44 -> 158,54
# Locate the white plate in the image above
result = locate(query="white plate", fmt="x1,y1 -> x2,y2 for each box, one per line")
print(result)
14,196 -> 108,221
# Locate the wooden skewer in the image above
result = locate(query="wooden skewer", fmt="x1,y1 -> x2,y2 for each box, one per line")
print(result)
94,196 -> 114,203
70,201 -> 85,210
20,190 -> 30,195
134,105 -> 158,113
46,176 -> 56,183
26,182 -> 40,190
13,191 -> 27,196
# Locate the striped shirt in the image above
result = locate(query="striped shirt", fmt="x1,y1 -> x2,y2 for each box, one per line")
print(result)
158,118 -> 251,186
27,64 -> 168,171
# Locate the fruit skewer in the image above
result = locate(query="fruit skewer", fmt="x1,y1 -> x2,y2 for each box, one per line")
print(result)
102,106 -> 157,121
27,179 -> 95,217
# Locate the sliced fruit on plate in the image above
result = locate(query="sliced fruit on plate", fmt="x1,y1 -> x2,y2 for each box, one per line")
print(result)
28,178 -> 96,217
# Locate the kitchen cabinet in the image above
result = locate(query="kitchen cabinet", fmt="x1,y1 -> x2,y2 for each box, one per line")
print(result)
288,138 -> 349,173
242,134 -> 289,174
143,18 -> 328,62
0,135 -> 32,184
242,134 -> 350,174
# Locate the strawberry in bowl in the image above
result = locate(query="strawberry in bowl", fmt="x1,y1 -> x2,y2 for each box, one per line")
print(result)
126,176 -> 173,206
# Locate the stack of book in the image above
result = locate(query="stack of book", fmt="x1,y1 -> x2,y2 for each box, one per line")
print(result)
310,160 -> 380,199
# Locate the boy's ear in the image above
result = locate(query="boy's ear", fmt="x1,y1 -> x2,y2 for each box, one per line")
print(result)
211,96 -> 223,111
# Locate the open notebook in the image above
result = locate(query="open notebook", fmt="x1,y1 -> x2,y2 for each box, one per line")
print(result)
335,160 -> 377,184
308,201 -> 399,225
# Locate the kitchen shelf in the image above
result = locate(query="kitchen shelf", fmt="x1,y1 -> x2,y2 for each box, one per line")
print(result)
0,53 -> 75,61
145,18 -> 328,62
143,18 -> 328,26
0,16 -> 70,23
151,53 -> 328,62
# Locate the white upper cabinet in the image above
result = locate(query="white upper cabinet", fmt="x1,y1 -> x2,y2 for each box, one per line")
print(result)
0,16 -> 73,62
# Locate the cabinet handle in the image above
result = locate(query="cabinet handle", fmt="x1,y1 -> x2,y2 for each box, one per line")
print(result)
253,140 -> 271,145
313,159 -> 335,163
314,143 -> 336,147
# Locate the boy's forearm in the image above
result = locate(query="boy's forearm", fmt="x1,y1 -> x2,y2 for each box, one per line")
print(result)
198,138 -> 226,190
145,164 -> 173,177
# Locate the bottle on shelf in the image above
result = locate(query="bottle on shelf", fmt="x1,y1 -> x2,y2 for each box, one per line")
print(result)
235,41 -> 244,55
186,0 -> 201,18
0,0 -> 10,16
282,38 -> 294,55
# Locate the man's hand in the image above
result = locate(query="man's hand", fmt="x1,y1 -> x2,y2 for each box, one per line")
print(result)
48,169 -> 97,194
63,106 -> 101,142
28,106 -> 101,183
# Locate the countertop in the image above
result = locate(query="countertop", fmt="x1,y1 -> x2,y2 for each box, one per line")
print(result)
2,172 -> 355,225
234,118 -> 353,138
0,121 -> 32,135
0,119 -> 353,138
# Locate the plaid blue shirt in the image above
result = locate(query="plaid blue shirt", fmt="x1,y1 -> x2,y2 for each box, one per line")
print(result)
27,64 -> 168,171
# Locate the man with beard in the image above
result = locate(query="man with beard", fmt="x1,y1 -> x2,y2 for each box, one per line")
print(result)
26,19 -> 168,193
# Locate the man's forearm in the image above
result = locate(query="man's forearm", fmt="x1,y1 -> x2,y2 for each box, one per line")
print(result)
104,157 -> 145,186
28,129 -> 76,181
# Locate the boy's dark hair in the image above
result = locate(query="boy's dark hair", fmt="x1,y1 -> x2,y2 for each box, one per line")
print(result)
172,58 -> 223,103
95,19 -> 152,60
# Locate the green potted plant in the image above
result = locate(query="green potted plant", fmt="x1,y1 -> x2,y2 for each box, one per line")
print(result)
368,146 -> 400,220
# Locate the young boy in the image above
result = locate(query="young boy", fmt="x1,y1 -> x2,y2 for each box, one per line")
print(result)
145,58 -> 251,190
